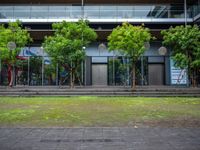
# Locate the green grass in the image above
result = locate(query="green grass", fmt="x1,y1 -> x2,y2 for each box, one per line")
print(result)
0,97 -> 200,127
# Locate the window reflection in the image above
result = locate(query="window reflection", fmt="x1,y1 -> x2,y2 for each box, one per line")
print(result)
14,6 -> 31,19
49,6 -> 66,19
71,6 -> 82,18
84,6 -> 99,19
0,6 -> 13,19
118,6 -> 133,19
31,6 -> 48,19
0,4 -> 194,20
99,6 -> 116,19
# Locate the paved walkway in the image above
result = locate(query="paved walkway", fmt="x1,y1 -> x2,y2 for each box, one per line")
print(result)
0,127 -> 200,150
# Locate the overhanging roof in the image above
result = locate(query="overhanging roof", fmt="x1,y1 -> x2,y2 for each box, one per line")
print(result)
29,29 -> 163,41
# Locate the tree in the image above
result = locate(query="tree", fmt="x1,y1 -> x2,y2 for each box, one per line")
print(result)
107,22 -> 152,89
161,25 -> 200,86
0,21 -> 32,87
42,20 -> 97,88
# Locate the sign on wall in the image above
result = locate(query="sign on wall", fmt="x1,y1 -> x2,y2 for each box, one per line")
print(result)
170,58 -> 188,85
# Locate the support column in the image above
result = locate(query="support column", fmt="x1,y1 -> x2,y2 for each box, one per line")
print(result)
184,0 -> 187,26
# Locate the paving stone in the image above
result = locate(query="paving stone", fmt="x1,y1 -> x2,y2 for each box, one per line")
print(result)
0,127 -> 200,150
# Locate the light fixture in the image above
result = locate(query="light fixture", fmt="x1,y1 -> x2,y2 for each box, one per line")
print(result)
98,43 -> 106,50
144,42 -> 150,50
7,41 -> 16,50
158,46 -> 167,56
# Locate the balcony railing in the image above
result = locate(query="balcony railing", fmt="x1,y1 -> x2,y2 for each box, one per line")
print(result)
0,4 -> 194,22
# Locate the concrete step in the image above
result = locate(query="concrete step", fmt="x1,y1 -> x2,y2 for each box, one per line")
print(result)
0,86 -> 199,97
0,91 -> 199,97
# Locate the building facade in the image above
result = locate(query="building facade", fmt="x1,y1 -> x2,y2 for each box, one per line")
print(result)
0,0 -> 200,86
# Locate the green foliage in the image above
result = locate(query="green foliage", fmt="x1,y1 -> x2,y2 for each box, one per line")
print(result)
42,20 -> 97,67
108,22 -> 152,62
161,25 -> 200,69
0,21 -> 32,65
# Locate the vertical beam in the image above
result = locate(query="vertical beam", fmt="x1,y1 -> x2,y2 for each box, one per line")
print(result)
28,56 -> 30,86
184,0 -> 187,26
42,56 -> 44,86
0,57 -> 1,85
81,0 -> 84,19
141,56 -> 144,85
56,63 -> 59,86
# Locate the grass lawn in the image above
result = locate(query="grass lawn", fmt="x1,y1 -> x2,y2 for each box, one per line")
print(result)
0,97 -> 200,127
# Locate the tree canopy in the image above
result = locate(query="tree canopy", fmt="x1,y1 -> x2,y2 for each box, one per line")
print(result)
108,22 -> 152,62
42,20 -> 97,87
107,22 -> 152,89
0,21 -> 32,64
161,25 -> 200,69
161,25 -> 200,86
0,21 -> 32,86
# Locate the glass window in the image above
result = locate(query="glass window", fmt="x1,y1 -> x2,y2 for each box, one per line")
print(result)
71,6 -> 82,18
49,6 -> 66,19
117,6 -> 133,19
0,6 -> 13,19
43,57 -> 57,85
151,5 -> 169,18
29,56 -> 42,85
108,57 -> 130,86
169,4 -> 184,18
15,57 -> 28,85
31,6 -> 49,19
99,6 -> 116,19
84,6 -> 99,19
14,6 -> 31,19
133,6 -> 152,18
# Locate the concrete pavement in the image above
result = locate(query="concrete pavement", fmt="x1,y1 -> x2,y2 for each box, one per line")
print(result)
0,127 -> 200,150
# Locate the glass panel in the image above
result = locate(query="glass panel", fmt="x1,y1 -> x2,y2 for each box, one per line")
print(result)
58,62 -> 84,86
142,57 -> 148,85
49,6 -> 66,19
66,6 -> 71,18
151,6 -> 169,18
117,6 -> 133,19
133,6 -> 152,18
15,57 -> 28,85
169,4 -> 184,18
71,6 -> 82,18
31,6 -> 49,19
0,4 -> 193,20
43,57 -> 57,85
74,62 -> 83,86
0,6 -> 13,19
29,56 -> 42,85
14,6 -> 31,19
84,6 -> 99,19
58,65 -> 70,85
108,57 -> 130,86
99,6 -> 116,19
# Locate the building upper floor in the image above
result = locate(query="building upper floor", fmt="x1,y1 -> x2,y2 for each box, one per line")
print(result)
0,0 -> 199,24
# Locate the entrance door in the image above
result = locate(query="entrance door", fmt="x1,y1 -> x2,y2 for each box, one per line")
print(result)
148,64 -> 164,85
92,64 -> 107,85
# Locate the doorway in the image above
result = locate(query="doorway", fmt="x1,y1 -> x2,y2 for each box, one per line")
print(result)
148,64 -> 164,85
92,64 -> 107,85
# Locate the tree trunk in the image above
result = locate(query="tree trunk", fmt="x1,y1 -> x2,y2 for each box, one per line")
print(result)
70,68 -> 73,88
70,68 -> 75,88
132,63 -> 136,90
8,65 -> 14,87
72,70 -> 75,88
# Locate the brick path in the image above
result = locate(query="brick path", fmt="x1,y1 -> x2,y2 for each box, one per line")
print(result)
0,127 -> 200,150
